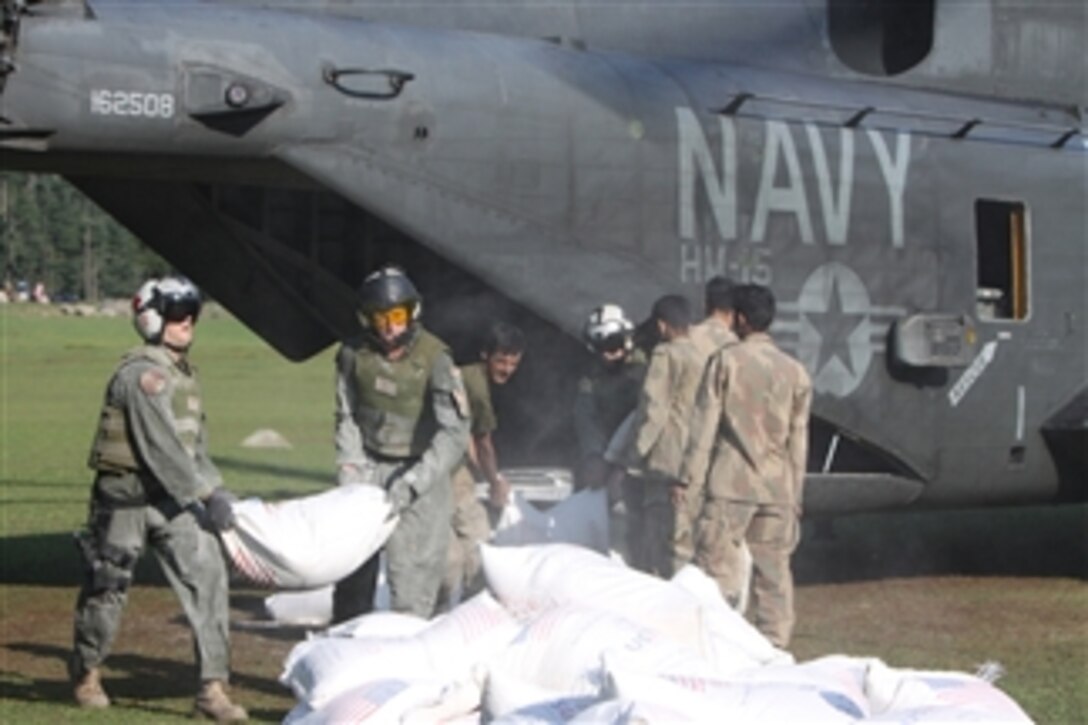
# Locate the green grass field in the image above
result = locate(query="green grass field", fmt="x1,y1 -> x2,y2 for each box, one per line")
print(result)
1,304 -> 330,722
1,303 -> 1085,722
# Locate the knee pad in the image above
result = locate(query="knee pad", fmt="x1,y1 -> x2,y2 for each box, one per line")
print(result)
75,532 -> 136,594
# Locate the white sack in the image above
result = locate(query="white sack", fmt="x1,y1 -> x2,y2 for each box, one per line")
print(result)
282,591 -> 518,708
401,675 -> 485,725
264,586 -> 333,627
283,678 -> 445,724
220,485 -> 396,589
414,591 -> 521,674
663,534 -> 751,615
492,605 -> 715,697
481,543 -> 703,647
604,655 -> 870,723
323,610 -> 431,640
264,559 -> 398,628
491,489 -> 609,553
281,636 -> 433,708
566,698 -> 693,724
670,564 -> 792,671
435,714 -> 482,725
863,660 -> 1031,722
483,668 -> 599,722
863,704 -> 1032,723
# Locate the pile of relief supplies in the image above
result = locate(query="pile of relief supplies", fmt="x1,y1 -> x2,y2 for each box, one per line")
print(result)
219,484 -> 1032,724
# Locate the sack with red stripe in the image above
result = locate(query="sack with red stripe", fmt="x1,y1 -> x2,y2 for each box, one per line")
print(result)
219,484 -> 396,589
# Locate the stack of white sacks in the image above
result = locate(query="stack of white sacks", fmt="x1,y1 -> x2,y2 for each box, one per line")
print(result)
222,486 -> 1032,723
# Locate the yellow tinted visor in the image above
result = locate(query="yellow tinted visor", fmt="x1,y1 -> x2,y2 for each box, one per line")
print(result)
369,305 -> 411,329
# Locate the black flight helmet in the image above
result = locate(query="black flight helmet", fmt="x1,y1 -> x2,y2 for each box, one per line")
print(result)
356,266 -> 422,349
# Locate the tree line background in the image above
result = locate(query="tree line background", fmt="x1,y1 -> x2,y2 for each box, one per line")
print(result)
1,172 -> 167,301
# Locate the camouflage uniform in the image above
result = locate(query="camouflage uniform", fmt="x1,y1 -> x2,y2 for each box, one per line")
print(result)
74,345 -> 231,684
438,362 -> 496,608
573,350 -> 646,563
689,315 -> 737,360
628,334 -> 704,577
334,328 -> 469,620
670,315 -> 738,567
681,332 -> 811,647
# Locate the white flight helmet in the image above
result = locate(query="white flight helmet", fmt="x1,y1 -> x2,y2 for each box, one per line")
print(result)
132,276 -> 202,343
583,303 -> 634,354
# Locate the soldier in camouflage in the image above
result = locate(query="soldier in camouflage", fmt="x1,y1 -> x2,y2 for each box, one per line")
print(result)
668,276 -> 739,570
626,295 -> 704,577
681,284 -> 812,648
689,275 -> 739,360
438,322 -> 525,610
334,267 -> 469,621
72,277 -> 247,721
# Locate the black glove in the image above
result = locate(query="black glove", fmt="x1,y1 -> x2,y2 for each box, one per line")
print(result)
203,488 -> 237,532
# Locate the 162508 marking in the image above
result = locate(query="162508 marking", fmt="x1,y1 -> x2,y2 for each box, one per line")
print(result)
90,90 -> 175,119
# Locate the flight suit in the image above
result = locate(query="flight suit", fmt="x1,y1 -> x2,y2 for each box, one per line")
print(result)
628,334 -> 705,577
573,350 -> 647,563
681,332 -> 811,647
438,362 -> 496,609
73,345 -> 231,684
670,315 -> 737,566
572,350 -> 647,466
333,328 -> 469,620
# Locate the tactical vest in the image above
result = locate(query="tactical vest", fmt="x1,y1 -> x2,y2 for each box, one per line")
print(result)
87,345 -> 203,473
350,329 -> 447,459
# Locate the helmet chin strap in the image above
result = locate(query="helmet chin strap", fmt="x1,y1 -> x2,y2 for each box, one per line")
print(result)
370,323 -> 418,354
602,356 -> 626,371
162,339 -> 191,355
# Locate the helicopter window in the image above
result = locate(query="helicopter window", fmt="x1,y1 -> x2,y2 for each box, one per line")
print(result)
975,200 -> 1029,321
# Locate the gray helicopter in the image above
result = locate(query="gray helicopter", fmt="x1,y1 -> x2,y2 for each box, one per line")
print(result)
1,0 -> 1084,513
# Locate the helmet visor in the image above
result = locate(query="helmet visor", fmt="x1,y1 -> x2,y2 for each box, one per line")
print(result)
368,304 -> 411,331
592,332 -> 628,354
162,296 -> 201,323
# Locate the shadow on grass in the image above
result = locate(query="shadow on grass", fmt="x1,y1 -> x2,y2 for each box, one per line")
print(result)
1,533 -> 91,586
796,503 -> 1088,584
2,642 -> 288,717
1,477 -> 88,489
0,532 -> 170,587
5,503 -> 1085,588
0,536 -> 322,636
222,591 -> 317,643
0,534 -> 304,595
212,456 -> 331,490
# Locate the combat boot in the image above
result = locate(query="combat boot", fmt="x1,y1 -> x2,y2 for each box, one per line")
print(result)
73,667 -> 110,709
194,680 -> 248,722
